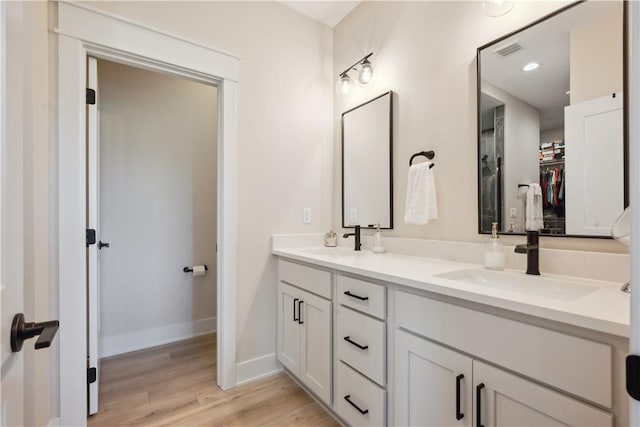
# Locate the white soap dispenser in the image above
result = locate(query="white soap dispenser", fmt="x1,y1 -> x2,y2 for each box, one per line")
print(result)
484,222 -> 505,270
373,222 -> 385,253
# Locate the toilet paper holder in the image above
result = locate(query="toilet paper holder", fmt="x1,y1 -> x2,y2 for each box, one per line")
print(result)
183,265 -> 208,273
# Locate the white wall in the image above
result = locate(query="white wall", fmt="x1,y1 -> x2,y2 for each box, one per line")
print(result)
570,6 -> 623,105
333,0 -> 626,253
75,1 -> 334,368
97,60 -> 217,357
482,81 -> 540,232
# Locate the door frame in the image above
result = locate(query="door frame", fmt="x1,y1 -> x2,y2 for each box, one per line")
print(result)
56,2 -> 238,425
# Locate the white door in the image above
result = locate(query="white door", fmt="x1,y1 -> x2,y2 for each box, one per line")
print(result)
473,360 -> 611,427
565,93 -> 624,236
1,2 -> 24,425
394,329 -> 472,427
277,282 -> 302,374
87,56 -> 101,415
298,289 -> 331,405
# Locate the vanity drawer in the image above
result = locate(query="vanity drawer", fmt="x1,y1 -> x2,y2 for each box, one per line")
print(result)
278,259 -> 331,299
334,361 -> 386,427
395,291 -> 612,408
337,275 -> 385,319
337,306 -> 385,386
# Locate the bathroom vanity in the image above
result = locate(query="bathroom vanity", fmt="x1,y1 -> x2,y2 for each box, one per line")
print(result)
273,242 -> 629,426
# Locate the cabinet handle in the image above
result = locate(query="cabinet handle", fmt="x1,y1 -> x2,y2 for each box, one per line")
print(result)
298,300 -> 304,324
344,395 -> 369,415
476,383 -> 485,427
343,336 -> 368,350
456,374 -> 464,420
293,298 -> 299,322
344,291 -> 368,301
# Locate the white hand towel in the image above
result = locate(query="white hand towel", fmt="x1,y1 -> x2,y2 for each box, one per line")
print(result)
404,162 -> 438,225
525,183 -> 544,231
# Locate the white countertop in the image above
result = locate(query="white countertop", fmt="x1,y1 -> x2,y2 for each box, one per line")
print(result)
273,246 -> 630,337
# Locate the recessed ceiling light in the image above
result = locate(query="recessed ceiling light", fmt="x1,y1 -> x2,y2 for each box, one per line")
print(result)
565,90 -> 571,95
523,62 -> 540,72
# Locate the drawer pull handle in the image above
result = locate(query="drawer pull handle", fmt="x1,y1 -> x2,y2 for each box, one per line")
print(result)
344,336 -> 368,350
344,291 -> 369,301
298,300 -> 304,324
476,383 -> 485,427
455,374 -> 464,420
344,395 -> 369,415
293,298 -> 299,322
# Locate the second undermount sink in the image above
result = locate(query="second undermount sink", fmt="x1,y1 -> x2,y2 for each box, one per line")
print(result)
435,269 -> 598,301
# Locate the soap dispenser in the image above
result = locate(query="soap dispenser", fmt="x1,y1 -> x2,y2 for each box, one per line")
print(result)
373,222 -> 385,253
484,222 -> 505,270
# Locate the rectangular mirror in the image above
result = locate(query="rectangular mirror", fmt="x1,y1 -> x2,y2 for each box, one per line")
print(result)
477,0 -> 626,237
342,91 -> 393,229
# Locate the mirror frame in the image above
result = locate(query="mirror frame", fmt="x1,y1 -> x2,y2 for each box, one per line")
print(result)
342,91 -> 394,230
476,0 -> 628,238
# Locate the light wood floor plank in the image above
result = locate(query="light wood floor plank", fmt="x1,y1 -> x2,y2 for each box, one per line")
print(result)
88,334 -> 339,427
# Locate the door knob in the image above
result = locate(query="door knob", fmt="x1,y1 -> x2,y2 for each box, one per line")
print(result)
11,313 -> 59,352
98,241 -> 110,249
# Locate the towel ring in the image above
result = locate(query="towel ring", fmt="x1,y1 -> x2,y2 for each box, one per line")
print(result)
409,151 -> 435,169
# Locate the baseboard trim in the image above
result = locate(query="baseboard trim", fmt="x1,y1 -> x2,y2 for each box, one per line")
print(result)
100,316 -> 216,358
236,353 -> 282,386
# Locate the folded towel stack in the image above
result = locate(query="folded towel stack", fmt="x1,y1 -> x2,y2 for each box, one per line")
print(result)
404,162 -> 438,225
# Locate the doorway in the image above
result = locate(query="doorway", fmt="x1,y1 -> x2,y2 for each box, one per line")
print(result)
86,58 -> 218,415
57,3 -> 239,424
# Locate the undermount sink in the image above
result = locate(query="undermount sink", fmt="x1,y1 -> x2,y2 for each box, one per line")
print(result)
435,269 -> 598,301
300,247 -> 365,258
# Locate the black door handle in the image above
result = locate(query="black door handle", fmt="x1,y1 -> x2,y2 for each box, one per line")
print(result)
456,374 -> 464,420
476,383 -> 485,427
344,291 -> 369,301
297,300 -> 304,324
98,241 -> 110,249
344,336 -> 368,350
293,298 -> 299,322
11,313 -> 59,352
344,395 -> 369,415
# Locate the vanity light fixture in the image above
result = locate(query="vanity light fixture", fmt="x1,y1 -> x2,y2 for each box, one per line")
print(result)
483,0 -> 515,17
336,52 -> 374,95
523,62 -> 540,71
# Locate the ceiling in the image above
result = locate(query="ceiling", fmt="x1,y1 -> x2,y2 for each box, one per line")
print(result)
480,1 -> 621,131
279,1 -> 361,27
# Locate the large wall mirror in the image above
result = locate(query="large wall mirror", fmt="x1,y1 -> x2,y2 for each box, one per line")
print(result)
342,91 -> 393,229
477,1 -> 626,237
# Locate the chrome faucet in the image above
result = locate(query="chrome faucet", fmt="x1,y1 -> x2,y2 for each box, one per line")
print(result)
514,230 -> 540,275
343,225 -> 362,251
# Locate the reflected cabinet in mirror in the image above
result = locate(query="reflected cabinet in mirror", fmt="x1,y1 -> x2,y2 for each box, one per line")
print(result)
477,1 -> 626,237
342,91 -> 393,229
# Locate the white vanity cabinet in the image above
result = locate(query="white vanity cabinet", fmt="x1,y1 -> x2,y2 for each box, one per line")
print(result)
277,260 -> 332,406
393,290 -> 615,427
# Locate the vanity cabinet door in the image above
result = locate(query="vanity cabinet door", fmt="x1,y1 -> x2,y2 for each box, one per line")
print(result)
277,280 -> 332,406
299,289 -> 332,405
277,282 -> 302,375
473,360 -> 612,427
394,329 -> 472,426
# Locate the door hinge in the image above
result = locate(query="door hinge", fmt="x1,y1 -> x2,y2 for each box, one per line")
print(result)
86,88 -> 96,105
87,367 -> 97,384
627,354 -> 640,400
86,229 -> 96,247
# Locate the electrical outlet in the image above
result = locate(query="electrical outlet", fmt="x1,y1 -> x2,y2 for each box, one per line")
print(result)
303,208 -> 311,224
350,208 -> 358,224
510,207 -> 517,218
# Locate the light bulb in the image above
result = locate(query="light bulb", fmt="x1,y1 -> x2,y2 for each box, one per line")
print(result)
336,74 -> 352,96
357,60 -> 374,85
